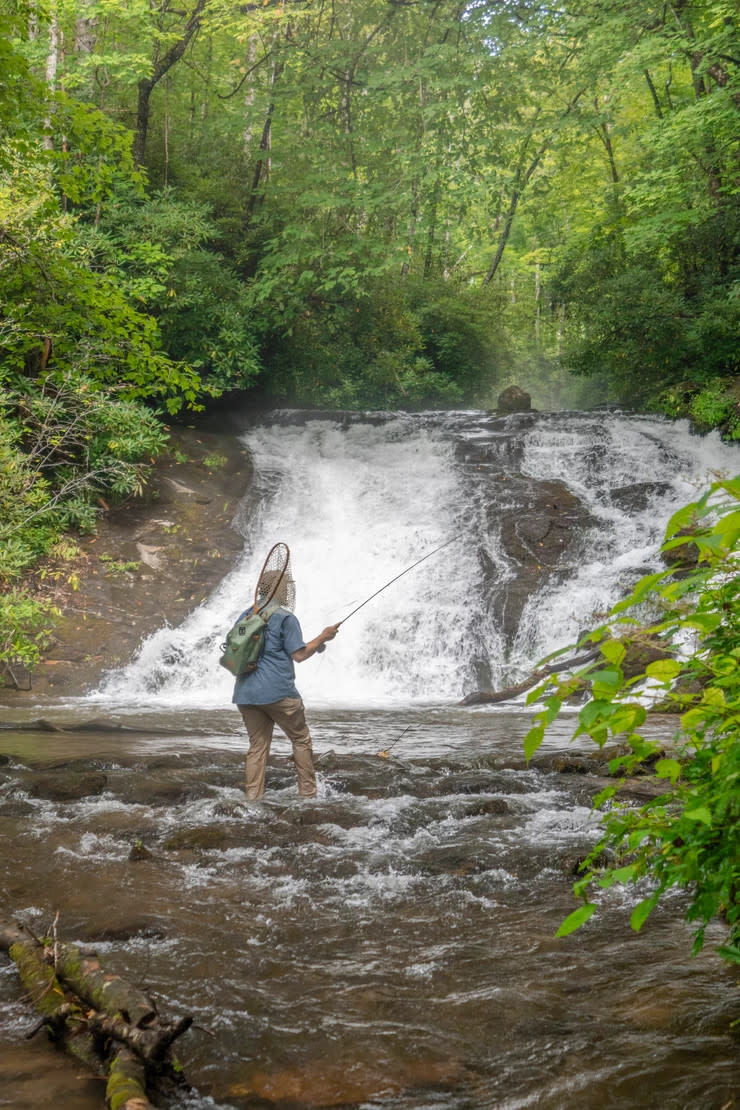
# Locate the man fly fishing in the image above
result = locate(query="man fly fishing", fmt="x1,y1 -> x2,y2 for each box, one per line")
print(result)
230,543 -> 339,800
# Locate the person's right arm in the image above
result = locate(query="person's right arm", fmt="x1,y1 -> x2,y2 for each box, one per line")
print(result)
292,624 -> 340,663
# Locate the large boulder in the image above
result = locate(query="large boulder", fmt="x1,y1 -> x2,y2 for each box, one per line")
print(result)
497,385 -> 532,412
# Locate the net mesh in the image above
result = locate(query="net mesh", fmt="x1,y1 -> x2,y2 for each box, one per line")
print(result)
255,542 -> 296,612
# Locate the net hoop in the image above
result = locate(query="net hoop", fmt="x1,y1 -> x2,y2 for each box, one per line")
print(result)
254,542 -> 293,613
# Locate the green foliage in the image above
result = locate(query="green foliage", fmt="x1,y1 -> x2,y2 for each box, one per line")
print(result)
540,0 -> 740,412
553,216 -> 740,405
525,480 -> 740,963
688,380 -> 740,436
0,375 -> 167,582
0,150 -> 207,413
262,277 -> 505,409
0,591 -> 59,676
3,0 -> 738,425
88,190 -> 262,393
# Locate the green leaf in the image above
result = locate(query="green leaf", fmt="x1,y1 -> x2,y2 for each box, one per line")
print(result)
599,640 -> 626,666
685,612 -> 722,633
654,758 -> 682,783
681,707 -> 708,731
645,659 -> 681,682
523,723 -> 544,763
719,478 -> 740,500
701,686 -> 726,707
590,667 -> 623,698
555,903 -> 597,937
593,781 -> 622,807
630,894 -> 659,932
664,503 -> 697,538
613,571 -> 667,612
608,704 -> 647,735
543,695 -> 562,723
578,700 -> 614,729
684,806 -> 712,826
597,864 -> 636,888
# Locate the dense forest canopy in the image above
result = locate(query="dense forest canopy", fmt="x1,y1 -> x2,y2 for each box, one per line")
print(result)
0,0 -> 738,579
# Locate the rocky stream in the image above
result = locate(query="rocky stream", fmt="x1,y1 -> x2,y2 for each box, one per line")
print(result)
1,409 -> 738,1109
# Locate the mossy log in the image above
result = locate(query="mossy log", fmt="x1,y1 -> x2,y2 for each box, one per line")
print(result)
106,1046 -> 154,1110
3,930 -> 103,1075
0,920 -> 192,1107
88,1011 -> 194,1064
52,942 -> 157,1027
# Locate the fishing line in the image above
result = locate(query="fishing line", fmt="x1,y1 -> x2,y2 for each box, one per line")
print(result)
338,536 -> 458,626
377,725 -> 414,760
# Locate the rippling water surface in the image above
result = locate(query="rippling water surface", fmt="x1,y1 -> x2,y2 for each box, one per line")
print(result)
0,705 -> 737,1110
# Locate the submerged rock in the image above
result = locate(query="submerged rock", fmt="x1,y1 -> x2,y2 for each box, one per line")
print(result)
163,825 -> 233,851
26,771 -> 108,801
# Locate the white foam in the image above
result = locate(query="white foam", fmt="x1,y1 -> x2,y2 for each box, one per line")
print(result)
91,411 -> 739,710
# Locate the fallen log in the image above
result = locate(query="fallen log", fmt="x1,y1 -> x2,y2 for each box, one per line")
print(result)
459,647 -> 600,706
106,1046 -> 155,1110
0,920 -> 192,1108
88,1011 -> 194,1065
1,926 -> 103,1075
52,942 -> 158,1028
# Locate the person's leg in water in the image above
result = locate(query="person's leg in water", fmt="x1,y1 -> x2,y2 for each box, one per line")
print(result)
239,699 -> 316,798
269,698 -> 316,797
239,705 -> 274,799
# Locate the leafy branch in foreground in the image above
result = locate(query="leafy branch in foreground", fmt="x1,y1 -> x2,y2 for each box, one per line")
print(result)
524,479 -> 740,964
0,592 -> 59,686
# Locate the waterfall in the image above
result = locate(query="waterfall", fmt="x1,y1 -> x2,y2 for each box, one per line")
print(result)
510,412 -> 738,667
96,411 -> 738,709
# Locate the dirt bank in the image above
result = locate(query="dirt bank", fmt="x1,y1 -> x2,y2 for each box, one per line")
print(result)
4,425 -> 252,699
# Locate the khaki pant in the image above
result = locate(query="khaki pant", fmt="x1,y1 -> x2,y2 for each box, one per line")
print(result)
237,698 -> 316,799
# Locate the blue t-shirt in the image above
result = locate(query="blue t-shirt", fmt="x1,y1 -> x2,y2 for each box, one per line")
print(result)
231,607 -> 306,705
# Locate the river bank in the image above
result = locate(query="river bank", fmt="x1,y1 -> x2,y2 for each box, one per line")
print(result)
4,425 -> 251,700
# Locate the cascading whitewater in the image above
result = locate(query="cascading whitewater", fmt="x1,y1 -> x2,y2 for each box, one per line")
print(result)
510,412 -> 738,667
98,415 -> 489,707
96,411 -> 739,709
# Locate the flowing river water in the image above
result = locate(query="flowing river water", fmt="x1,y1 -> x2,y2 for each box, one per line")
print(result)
1,411 -> 738,1109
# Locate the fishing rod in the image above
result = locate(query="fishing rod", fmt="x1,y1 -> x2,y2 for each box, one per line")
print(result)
338,536 -> 458,626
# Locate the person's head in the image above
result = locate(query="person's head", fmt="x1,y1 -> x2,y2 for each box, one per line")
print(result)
258,568 -> 296,610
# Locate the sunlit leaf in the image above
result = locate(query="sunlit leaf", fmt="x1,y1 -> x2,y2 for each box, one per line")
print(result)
523,724 -> 544,763
654,758 -> 682,783
599,640 -> 626,666
555,903 -> 597,937
630,894 -> 659,932
645,659 -> 681,682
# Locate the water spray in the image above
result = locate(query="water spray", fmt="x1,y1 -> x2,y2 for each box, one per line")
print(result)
338,536 -> 457,626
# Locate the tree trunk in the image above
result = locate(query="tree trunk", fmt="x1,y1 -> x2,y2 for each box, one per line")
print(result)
483,89 -> 585,285
133,0 -> 209,166
245,56 -> 285,223
74,0 -> 97,56
0,921 -> 192,1104
43,7 -> 59,151
459,647 -> 600,706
